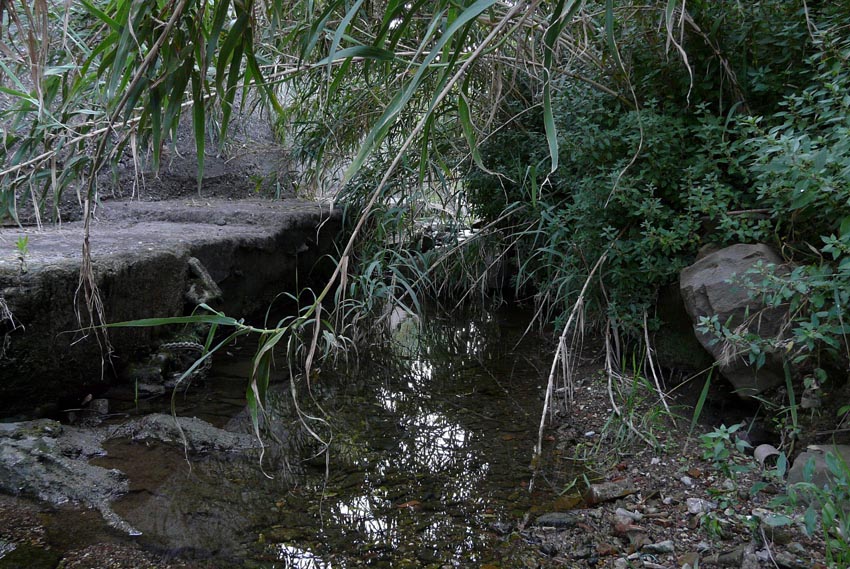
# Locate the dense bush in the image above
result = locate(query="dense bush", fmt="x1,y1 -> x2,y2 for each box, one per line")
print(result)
462,1 -> 850,363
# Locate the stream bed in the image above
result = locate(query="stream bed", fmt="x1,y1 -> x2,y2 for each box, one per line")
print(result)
12,306 -> 580,568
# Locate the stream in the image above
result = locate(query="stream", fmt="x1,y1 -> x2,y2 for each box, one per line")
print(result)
33,306 -> 578,567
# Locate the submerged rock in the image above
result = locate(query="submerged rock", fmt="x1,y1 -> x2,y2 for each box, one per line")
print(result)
0,420 -> 135,535
108,413 -> 260,453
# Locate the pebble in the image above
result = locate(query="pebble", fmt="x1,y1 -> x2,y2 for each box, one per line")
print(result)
585,480 -> 637,505
613,558 -> 628,569
615,507 -> 643,521
533,512 -> 583,528
678,552 -> 699,568
773,551 -> 812,569
680,476 -> 694,487
686,497 -> 716,515
642,540 -> 675,554
90,398 -> 109,415
584,430 -> 596,437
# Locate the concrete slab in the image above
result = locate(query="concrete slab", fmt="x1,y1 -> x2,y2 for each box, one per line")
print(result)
0,198 -> 340,418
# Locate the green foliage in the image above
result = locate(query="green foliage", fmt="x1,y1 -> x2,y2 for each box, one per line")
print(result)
0,0 -> 276,221
774,452 -> 850,566
14,234 -> 28,273
695,15 -> 850,384
699,423 -> 752,479
461,2 -> 850,359
14,235 -> 28,257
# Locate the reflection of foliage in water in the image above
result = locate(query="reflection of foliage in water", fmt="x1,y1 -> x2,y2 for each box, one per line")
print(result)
258,305 -> 565,567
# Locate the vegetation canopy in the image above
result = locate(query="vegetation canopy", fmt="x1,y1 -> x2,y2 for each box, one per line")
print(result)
2,0 -> 850,461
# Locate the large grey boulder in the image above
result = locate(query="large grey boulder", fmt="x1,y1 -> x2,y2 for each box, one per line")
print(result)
788,445 -> 850,489
680,244 -> 789,396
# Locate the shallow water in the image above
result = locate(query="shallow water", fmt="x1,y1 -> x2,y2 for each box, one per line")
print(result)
83,306 -> 577,566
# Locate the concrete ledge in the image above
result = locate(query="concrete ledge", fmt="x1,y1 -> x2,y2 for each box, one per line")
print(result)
0,198 -> 340,418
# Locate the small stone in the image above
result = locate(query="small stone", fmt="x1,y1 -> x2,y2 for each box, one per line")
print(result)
713,545 -> 745,565
642,540 -> 675,554
585,480 -> 637,505
585,430 -> 596,437
680,476 -> 694,487
613,558 -> 628,569
773,551 -> 812,569
628,532 -> 650,550
489,521 -> 512,535
90,398 -> 109,415
137,383 -> 166,395
614,507 -> 643,522
678,552 -> 699,568
539,543 -> 559,556
686,497 -> 716,515
533,512 -> 583,528
741,543 -> 759,569
651,457 -> 661,465
595,542 -> 618,556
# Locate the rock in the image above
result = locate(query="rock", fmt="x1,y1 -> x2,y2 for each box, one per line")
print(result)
800,387 -> 822,409
708,545 -> 745,566
90,398 -> 109,415
686,497 -> 717,515
126,363 -> 165,386
108,413 -> 260,453
614,507 -> 643,521
0,420 -> 136,535
489,521 -> 512,536
787,445 -> 850,489
679,552 -> 700,568
741,542 -> 759,569
185,256 -> 223,305
773,551 -> 814,569
642,540 -> 675,554
680,244 -> 789,396
584,480 -> 637,504
533,511 -> 585,528
136,382 -> 166,395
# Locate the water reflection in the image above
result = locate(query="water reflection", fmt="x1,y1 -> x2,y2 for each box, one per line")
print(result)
330,495 -> 394,544
272,544 -> 332,568
257,305 -> 558,566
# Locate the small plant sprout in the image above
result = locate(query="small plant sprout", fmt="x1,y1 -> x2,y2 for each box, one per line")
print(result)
15,236 -> 29,274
